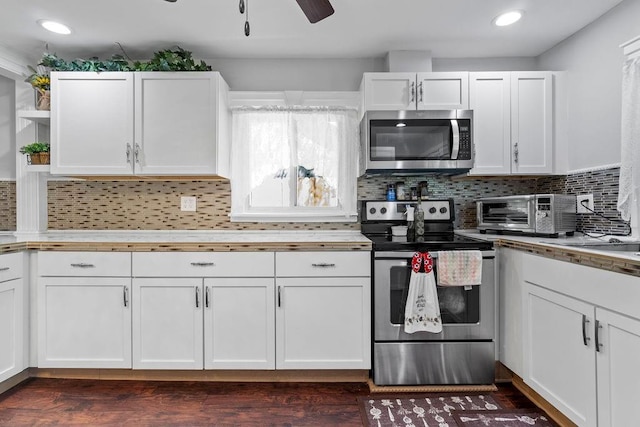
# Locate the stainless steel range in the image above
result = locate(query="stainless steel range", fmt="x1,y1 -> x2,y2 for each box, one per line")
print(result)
361,199 -> 496,386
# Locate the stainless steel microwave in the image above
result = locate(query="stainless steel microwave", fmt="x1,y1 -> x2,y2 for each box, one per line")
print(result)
477,194 -> 577,237
360,110 -> 474,175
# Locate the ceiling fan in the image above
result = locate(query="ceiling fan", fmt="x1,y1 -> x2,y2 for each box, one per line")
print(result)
164,0 -> 334,36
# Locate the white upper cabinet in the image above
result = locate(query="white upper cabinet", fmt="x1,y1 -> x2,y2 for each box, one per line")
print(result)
50,71 -> 230,176
51,72 -> 134,175
362,72 -> 469,111
469,71 -> 553,175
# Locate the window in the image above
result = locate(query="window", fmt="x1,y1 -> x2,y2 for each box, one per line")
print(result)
230,106 -> 358,222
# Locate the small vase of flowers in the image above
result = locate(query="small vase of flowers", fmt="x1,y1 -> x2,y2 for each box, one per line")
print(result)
26,66 -> 50,110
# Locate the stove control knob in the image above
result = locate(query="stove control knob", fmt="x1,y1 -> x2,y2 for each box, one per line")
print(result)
380,207 -> 387,214
369,208 -> 376,215
429,207 -> 437,214
440,207 -> 448,214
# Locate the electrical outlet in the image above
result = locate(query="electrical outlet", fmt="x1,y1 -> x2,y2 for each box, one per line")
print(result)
576,194 -> 594,213
180,196 -> 197,212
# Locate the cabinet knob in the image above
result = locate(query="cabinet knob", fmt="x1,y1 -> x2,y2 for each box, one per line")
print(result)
0,267 -> 9,272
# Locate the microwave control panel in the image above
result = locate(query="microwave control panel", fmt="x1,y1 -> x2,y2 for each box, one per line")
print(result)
457,120 -> 472,160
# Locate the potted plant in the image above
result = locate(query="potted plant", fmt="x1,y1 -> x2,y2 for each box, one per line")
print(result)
20,142 -> 50,165
25,66 -> 50,110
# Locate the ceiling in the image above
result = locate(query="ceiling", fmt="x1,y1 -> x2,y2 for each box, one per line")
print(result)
0,0 -> 626,62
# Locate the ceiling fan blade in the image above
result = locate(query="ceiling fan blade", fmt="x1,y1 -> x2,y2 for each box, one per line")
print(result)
295,0 -> 334,23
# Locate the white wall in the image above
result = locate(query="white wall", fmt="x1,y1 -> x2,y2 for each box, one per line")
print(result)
433,57 -> 537,72
537,0 -> 640,172
0,74 -> 15,180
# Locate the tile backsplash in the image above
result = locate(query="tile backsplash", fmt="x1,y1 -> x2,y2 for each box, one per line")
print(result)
46,166 -> 629,235
0,181 -> 16,231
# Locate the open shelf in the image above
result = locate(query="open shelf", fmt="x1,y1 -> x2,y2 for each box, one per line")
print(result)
18,110 -> 51,125
24,164 -> 51,173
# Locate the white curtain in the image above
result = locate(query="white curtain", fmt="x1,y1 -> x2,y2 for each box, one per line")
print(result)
617,56 -> 640,236
230,106 -> 358,219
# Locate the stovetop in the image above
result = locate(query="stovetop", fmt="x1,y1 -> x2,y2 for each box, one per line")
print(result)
364,233 -> 493,251
360,199 -> 493,252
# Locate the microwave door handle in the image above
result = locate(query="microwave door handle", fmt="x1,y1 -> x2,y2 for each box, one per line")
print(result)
451,119 -> 460,160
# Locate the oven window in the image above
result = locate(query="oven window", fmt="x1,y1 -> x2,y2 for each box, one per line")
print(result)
369,119 -> 452,160
480,201 -> 529,224
389,264 -> 480,325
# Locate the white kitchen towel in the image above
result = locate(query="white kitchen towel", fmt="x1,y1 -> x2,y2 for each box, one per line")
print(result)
404,252 -> 442,334
617,56 -> 640,226
437,250 -> 483,286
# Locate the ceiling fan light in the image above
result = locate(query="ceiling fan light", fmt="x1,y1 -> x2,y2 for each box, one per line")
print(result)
38,20 -> 72,35
493,11 -> 523,27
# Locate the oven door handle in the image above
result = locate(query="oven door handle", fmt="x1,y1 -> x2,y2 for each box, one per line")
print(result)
374,250 -> 495,260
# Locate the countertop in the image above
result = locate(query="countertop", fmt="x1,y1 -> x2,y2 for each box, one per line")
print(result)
0,230 -> 372,253
456,229 -> 640,277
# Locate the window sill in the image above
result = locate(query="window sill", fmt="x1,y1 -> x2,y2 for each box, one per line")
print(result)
230,213 -> 358,223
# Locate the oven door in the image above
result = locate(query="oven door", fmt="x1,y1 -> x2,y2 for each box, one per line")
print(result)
374,250 -> 495,341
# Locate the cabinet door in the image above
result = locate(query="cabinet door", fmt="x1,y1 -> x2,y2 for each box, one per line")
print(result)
275,277 -> 371,369
416,72 -> 469,109
51,72 -> 134,175
362,72 -> 417,110
511,72 -> 553,174
132,278 -> 203,369
134,72 -> 218,175
0,278 -> 23,382
524,284 -> 597,427
497,247 -> 524,376
38,277 -> 132,368
468,72 -> 511,175
596,308 -> 640,427
204,278 -> 275,369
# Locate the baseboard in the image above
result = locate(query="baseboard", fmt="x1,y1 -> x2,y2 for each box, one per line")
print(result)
30,368 -> 370,383
511,374 -> 577,427
0,369 -> 30,395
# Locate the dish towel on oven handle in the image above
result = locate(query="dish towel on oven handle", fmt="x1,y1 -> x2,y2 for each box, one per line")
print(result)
404,252 -> 442,334
436,250 -> 483,286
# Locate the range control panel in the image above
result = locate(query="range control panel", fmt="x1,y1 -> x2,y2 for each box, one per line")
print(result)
363,200 -> 453,222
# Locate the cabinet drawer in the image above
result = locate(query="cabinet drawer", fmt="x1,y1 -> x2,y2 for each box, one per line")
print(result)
276,252 -> 371,277
132,252 -> 274,277
38,252 -> 131,277
0,252 -> 23,282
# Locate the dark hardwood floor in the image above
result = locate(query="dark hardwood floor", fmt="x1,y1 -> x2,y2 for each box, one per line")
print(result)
0,378 -> 538,426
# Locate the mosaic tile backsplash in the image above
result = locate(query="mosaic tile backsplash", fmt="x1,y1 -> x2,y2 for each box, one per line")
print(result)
47,167 -> 629,235
0,181 -> 16,231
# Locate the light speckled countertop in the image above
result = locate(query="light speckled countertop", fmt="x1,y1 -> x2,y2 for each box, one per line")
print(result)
0,230 -> 372,253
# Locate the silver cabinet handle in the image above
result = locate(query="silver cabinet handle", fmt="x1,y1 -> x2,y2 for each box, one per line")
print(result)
277,286 -> 282,308
582,315 -> 590,346
513,142 -> 519,164
595,320 -> 603,352
126,143 -> 132,164
205,286 -> 210,308
123,286 -> 129,307
311,263 -> 336,268
134,143 -> 141,164
410,81 -> 415,103
0,267 -> 9,272
195,286 -> 200,308
418,81 -> 423,102
70,263 -> 95,268
190,262 -> 215,267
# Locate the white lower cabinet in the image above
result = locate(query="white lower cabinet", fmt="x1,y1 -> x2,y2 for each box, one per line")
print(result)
132,278 -> 203,369
595,307 -> 640,427
524,284 -> 597,426
275,251 -> 371,369
204,278 -> 275,369
0,253 -> 25,383
38,277 -> 132,368
37,252 -> 132,368
275,277 -> 370,369
522,253 -> 640,427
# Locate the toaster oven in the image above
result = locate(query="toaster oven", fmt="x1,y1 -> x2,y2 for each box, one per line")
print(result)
476,194 -> 577,237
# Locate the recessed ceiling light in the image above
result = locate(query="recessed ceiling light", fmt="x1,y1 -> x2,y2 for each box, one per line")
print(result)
396,123 -> 407,128
38,20 -> 72,35
493,11 -> 523,27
